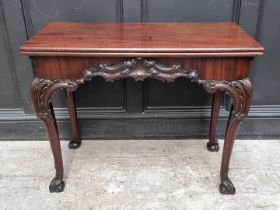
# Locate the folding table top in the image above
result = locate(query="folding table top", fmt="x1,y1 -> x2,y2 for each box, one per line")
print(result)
20,22 -> 264,57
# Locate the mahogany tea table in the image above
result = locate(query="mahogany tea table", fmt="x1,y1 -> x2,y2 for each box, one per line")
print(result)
20,22 -> 264,194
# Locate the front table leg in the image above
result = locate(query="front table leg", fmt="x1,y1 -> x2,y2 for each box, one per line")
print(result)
200,78 -> 252,194
30,78 -> 81,192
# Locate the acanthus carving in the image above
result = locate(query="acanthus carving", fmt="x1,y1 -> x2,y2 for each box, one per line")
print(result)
31,78 -> 84,121
198,78 -> 252,121
83,57 -> 198,82
30,57 -> 254,195
31,58 -> 253,194
31,58 -> 252,124
31,58 -> 199,119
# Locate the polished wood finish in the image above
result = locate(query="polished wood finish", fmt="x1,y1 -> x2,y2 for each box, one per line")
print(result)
30,80 -> 66,192
207,90 -> 223,152
21,22 -> 263,194
20,22 -> 264,57
64,90 -> 81,149
32,57 -> 251,81
200,78 -> 253,194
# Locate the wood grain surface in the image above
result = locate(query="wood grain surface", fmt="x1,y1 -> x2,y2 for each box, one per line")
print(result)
23,21 -> 264,194
20,22 -> 264,57
32,57 -> 251,80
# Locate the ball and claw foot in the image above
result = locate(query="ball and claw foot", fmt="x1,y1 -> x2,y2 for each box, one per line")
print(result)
219,177 -> 236,194
207,140 -> 219,152
49,178 -> 65,193
68,140 -> 81,149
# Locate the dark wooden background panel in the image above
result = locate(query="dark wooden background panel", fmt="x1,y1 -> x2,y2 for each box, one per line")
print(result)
123,0 -> 141,22
27,0 -> 123,31
143,79 -> 211,112
0,0 -> 279,139
238,0 -> 263,37
26,0 -> 127,112
0,22 -> 20,108
247,0 -> 280,105
143,0 -> 234,22
0,0 -> 29,111
50,77 -> 126,111
50,78 -> 126,111
75,79 -> 126,110
141,0 -> 233,111
1,0 -> 38,114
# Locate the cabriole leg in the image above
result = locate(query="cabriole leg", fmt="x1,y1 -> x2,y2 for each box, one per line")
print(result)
200,78 -> 252,194
48,102 -> 65,192
30,78 -> 81,193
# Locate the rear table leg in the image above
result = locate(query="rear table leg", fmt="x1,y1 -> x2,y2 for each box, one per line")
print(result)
64,90 -> 81,149
207,90 -> 223,152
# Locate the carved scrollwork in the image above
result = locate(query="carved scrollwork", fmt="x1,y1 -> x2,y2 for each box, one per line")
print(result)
31,58 -> 252,124
198,78 -> 252,121
83,57 -> 198,82
31,78 -> 80,193
30,57 -> 253,194
31,78 -> 84,121
30,58 -> 199,121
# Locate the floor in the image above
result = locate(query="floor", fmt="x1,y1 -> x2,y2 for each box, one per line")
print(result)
0,140 -> 280,210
